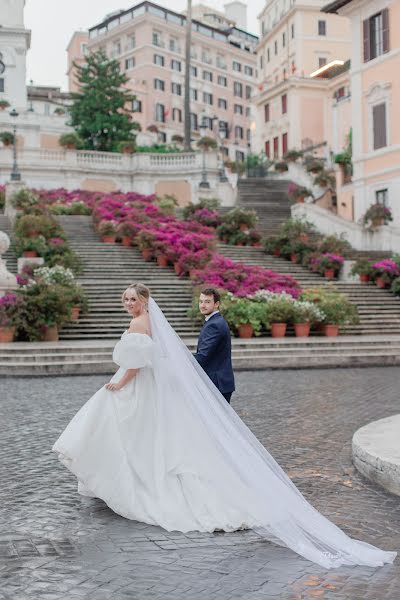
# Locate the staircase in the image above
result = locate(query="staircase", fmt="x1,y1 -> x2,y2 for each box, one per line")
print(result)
237,179 -> 292,235
57,217 -> 199,340
218,244 -> 400,335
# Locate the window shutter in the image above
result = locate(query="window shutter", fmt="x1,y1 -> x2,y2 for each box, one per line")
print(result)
373,103 -> 387,150
363,18 -> 370,62
382,8 -> 390,53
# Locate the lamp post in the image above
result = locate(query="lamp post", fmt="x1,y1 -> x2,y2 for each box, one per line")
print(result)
9,109 -> 21,182
217,120 -> 228,182
198,116 -> 210,189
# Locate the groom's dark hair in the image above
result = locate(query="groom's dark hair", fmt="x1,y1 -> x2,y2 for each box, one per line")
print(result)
201,288 -> 221,303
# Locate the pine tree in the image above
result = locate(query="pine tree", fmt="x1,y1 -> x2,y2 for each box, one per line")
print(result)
69,50 -> 138,152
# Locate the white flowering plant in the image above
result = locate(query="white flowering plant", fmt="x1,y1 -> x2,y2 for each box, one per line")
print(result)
34,265 -> 75,287
291,300 -> 325,324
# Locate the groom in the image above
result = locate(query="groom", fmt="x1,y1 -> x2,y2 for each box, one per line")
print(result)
194,288 -> 235,403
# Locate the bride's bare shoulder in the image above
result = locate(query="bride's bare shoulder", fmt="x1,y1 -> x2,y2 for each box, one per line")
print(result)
128,315 -> 152,336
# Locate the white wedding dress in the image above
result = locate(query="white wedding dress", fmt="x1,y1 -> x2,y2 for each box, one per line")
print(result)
53,298 -> 396,569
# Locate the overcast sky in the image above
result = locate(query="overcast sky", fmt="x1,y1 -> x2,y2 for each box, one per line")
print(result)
24,0 -> 265,91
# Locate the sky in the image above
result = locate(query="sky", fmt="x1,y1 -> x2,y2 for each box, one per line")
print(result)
24,0 -> 265,91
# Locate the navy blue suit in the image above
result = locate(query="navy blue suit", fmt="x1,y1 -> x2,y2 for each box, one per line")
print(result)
194,312 -> 235,402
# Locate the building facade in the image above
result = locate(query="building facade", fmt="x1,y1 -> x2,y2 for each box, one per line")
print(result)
324,0 -> 400,224
254,0 -> 351,159
67,1 -> 258,160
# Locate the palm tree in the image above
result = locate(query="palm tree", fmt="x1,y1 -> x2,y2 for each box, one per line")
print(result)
183,0 -> 192,151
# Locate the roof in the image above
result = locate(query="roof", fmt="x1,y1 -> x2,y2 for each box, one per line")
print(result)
322,0 -> 352,13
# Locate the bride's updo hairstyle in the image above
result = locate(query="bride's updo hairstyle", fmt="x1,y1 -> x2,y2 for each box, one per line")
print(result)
122,283 -> 151,306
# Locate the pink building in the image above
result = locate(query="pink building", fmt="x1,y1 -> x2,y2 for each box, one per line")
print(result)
254,0 -> 351,159
67,1 -> 258,161
324,0 -> 400,224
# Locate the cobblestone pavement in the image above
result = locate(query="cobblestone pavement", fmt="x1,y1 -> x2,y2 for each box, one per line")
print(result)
0,368 -> 399,599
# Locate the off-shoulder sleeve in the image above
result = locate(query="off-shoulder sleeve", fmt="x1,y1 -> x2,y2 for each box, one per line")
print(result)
113,334 -> 155,369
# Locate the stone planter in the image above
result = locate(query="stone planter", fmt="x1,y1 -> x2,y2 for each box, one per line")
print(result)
0,326 -> 15,343
238,324 -> 253,339
42,325 -> 59,342
70,306 -> 80,321
157,254 -> 169,267
324,324 -> 339,337
294,323 -> 310,338
271,323 -> 287,338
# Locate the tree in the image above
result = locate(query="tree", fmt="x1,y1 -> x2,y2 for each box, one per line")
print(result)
69,50 -> 138,152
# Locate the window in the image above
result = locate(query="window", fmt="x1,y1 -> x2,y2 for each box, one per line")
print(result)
273,136 -> 279,158
282,94 -> 287,114
128,34 -> 136,50
245,107 -> 250,117
375,189 -> 388,205
264,103 -> 270,122
190,112 -> 198,130
153,30 -> 163,47
218,98 -> 227,109
274,40 -> 278,55
265,140 -> 270,158
171,82 -> 182,95
203,92 -> 213,105
260,55 -> 264,68
132,99 -> 142,112
171,59 -> 182,72
112,40 -> 121,56
245,85 -> 252,100
372,103 -> 387,149
218,75 -> 227,87
319,57 -> 327,68
364,10 -> 389,62
233,60 -> 242,72
282,132 -> 288,155
202,50 -> 212,64
154,79 -> 165,91
234,82 -> 243,97
244,65 -> 253,76
216,55 -> 227,68
203,70 -> 213,82
282,32 -> 286,47
155,103 -> 165,122
202,116 -> 214,129
291,23 -> 295,38
159,132 -> 167,143
154,54 -> 164,66
190,66 -> 198,77
318,20 -> 326,36
219,121 -> 229,138
334,86 -> 346,100
190,88 -> 198,101
125,57 -> 135,70
172,107 -> 182,122
267,48 -> 270,62
169,37 -> 179,52
235,150 -> 245,162
234,126 -> 244,140
81,43 -> 88,56
234,104 -> 243,114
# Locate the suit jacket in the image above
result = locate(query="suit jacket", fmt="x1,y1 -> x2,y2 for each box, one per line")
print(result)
194,312 -> 235,394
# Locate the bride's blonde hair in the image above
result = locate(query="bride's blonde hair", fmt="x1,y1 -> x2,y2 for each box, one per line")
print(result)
122,283 -> 151,305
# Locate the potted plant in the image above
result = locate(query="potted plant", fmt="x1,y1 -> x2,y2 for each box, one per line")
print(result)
0,293 -> 22,342
0,100 -> 10,111
274,161 -> 288,173
118,140 -> 136,154
224,207 -> 258,231
313,171 -> 336,188
223,298 -> 264,338
291,300 -> 324,338
98,220 -> 118,243
231,230 -> 251,247
136,230 -> 156,260
54,107 -> 66,116
197,136 -> 218,151
306,160 -> 324,174
15,235 -> 48,258
59,133 -> 83,150
371,260 -> 400,289
116,221 -> 140,246
0,131 -> 14,147
249,229 -> 262,247
66,284 -> 88,321
283,149 -> 303,162
171,134 -> 184,144
288,184 -> 312,204
263,294 -> 294,338
146,124 -> 159,133
314,253 -> 344,279
362,204 -> 393,230
350,259 -> 373,283
318,296 -> 359,336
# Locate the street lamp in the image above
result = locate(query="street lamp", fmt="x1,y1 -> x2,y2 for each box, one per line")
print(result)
9,109 -> 21,182
198,116 -> 210,189
218,122 -> 228,182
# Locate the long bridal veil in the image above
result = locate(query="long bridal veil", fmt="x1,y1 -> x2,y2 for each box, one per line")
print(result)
148,298 -> 396,568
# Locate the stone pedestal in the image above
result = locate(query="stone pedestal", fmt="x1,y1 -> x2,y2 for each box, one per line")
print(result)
5,181 -> 26,223
0,231 -> 17,296
339,260 -> 358,283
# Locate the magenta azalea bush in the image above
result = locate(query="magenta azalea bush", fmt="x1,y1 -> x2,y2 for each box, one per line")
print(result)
372,259 -> 400,283
311,253 -> 344,274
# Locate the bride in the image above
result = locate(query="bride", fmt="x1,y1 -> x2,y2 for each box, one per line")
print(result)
53,283 -> 396,569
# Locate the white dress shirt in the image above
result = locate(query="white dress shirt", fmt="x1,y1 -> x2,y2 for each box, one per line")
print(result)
205,310 -> 220,322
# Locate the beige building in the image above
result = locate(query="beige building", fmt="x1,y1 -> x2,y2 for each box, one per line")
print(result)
67,1 -> 259,161
254,0 -> 351,159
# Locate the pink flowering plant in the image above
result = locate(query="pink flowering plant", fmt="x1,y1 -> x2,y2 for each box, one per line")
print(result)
0,293 -> 22,328
362,204 -> 393,229
311,253 -> 344,275
371,259 -> 400,284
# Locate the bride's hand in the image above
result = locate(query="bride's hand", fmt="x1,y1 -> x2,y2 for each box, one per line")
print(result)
105,381 -> 122,391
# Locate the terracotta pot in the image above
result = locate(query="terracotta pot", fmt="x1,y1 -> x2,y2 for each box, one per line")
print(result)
70,306 -> 80,321
121,236 -> 131,247
290,254 -> 299,263
272,249 -> 281,257
27,231 -> 39,238
376,276 -> 387,289
141,248 -> 153,261
236,242 -> 245,246
294,323 -> 310,338
239,223 -> 249,232
324,324 -> 339,337
372,218 -> 384,227
252,242 -> 262,248
23,250 -> 38,258
174,262 -> 183,276
157,254 -> 169,267
238,324 -> 254,339
0,326 -> 15,343
359,274 -> 370,283
296,197 -> 305,204
271,322 -> 287,338
324,269 -> 335,279
42,325 -> 59,342
102,236 -> 116,243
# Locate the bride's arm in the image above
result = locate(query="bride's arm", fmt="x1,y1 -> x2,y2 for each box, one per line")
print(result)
105,368 -> 139,391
